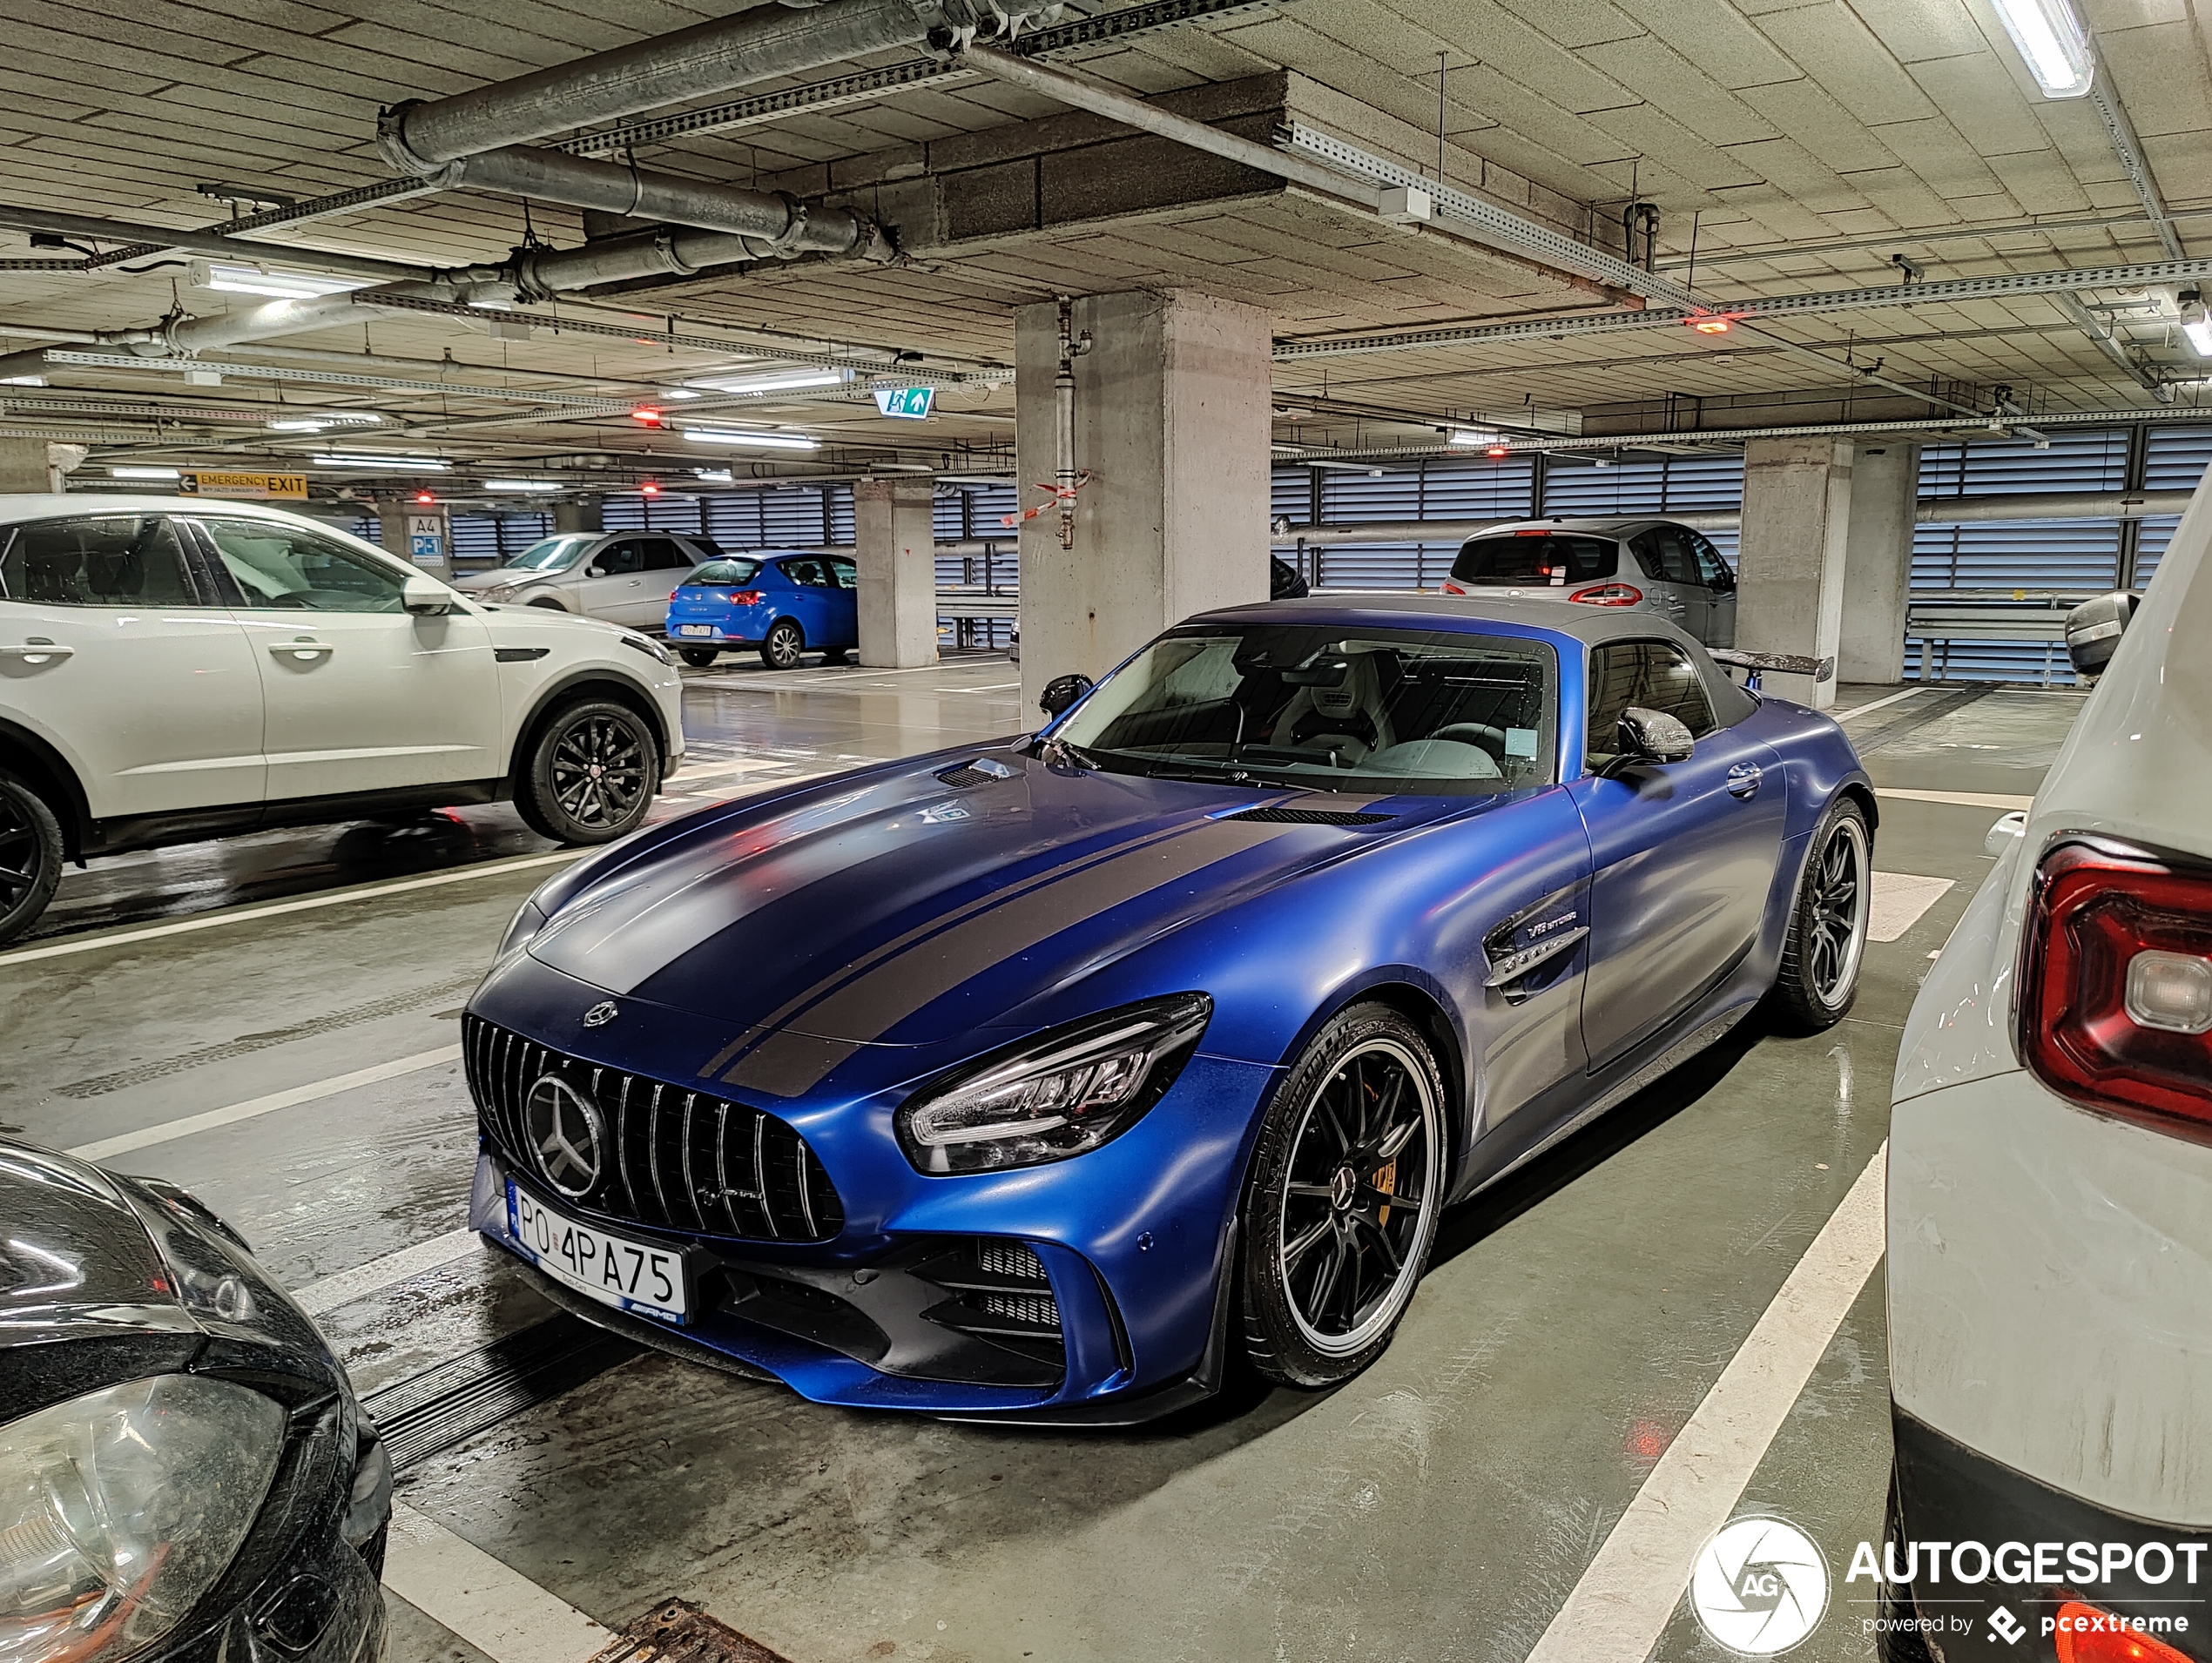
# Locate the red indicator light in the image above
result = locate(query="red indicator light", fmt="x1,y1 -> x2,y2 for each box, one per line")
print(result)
1689,313 -> 1736,334
631,407 -> 664,427
414,491 -> 435,504
1486,443 -> 1511,457
641,481 -> 661,495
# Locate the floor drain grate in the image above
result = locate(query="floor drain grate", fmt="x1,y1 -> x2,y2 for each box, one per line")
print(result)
363,1313 -> 640,1473
589,1599 -> 797,1663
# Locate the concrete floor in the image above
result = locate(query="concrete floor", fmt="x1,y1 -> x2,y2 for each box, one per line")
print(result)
0,669 -> 2081,1663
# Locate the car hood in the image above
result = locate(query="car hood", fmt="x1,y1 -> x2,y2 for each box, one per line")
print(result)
515,747 -> 1480,1080
454,568 -> 553,593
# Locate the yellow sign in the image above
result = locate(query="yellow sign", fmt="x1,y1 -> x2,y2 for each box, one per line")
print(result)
179,470 -> 308,500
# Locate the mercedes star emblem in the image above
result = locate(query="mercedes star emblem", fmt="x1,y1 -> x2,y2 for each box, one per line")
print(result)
583,1000 -> 619,1028
523,1074 -> 604,1198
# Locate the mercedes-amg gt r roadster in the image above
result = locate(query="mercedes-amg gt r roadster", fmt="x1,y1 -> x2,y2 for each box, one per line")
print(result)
463,596 -> 1874,1422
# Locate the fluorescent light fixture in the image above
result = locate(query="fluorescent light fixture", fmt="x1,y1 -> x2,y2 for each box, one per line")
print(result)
1447,428 -> 1501,448
2184,312 -> 2212,357
0,374 -> 44,387
691,468 -> 735,483
682,428 -> 819,451
266,413 -> 381,432
484,478 -> 562,493
1992,0 -> 2094,98
110,466 -> 180,480
662,388 -> 702,400
687,366 -> 851,396
311,453 -> 450,470
191,260 -> 368,300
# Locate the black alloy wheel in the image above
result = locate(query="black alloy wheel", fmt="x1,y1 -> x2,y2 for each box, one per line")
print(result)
1240,1003 -> 1445,1387
515,700 -> 659,845
678,647 -> 719,668
0,770 -> 63,946
1770,798 -> 1873,1031
759,618 -> 805,670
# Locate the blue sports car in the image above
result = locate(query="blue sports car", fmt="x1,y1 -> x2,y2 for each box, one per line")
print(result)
664,551 -> 858,670
464,596 -> 1874,1422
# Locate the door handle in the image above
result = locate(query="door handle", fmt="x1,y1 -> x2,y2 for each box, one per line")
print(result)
0,639 -> 71,663
270,637 -> 334,661
1726,762 -> 1763,798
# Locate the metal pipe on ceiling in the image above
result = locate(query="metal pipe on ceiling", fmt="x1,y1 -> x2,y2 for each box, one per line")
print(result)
0,204 -> 442,286
376,0 -> 1061,169
0,292 -> 437,386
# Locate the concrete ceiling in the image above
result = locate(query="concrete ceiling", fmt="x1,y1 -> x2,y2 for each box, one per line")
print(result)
4,0 -> 2209,493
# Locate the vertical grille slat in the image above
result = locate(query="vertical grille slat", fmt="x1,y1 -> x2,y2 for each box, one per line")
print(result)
458,1019 -> 841,1243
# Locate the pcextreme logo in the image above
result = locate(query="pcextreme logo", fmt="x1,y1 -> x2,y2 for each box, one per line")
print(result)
1690,1516 -> 1831,1656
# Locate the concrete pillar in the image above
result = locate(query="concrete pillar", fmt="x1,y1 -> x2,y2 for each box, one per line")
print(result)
554,496 -> 603,534
0,439 -> 84,493
378,500 -> 451,580
853,476 -> 939,668
1737,436 -> 1853,710
1014,288 -> 1272,712
1838,441 -> 1919,686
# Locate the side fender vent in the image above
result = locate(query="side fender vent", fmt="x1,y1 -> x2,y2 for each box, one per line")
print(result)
1224,806 -> 1393,826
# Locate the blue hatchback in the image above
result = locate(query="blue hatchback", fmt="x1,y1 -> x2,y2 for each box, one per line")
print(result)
665,551 -> 858,669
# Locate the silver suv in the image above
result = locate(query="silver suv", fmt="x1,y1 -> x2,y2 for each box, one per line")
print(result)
454,530 -> 720,630
1441,517 -> 1737,647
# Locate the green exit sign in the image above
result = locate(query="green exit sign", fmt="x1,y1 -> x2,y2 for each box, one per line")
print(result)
872,386 -> 934,420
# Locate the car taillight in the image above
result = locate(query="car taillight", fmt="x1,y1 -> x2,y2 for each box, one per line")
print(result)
2054,1602 -> 2193,1663
728,590 -> 763,605
2020,839 -> 2212,1138
1441,580 -> 1466,595
1569,583 -> 1642,606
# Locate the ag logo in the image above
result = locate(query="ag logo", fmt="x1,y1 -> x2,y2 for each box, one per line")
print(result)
1689,1515 -> 1830,1655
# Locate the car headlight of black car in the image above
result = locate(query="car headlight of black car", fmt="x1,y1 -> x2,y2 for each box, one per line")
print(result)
897,993 -> 1211,1174
0,1374 -> 287,1663
496,898 -> 549,960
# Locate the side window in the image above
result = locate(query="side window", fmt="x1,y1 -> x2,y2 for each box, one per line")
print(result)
1585,641 -> 1716,771
828,556 -> 857,590
197,520 -> 408,613
1626,531 -> 1667,582
597,540 -> 648,576
1691,534 -> 1733,590
640,540 -> 692,573
779,558 -> 830,588
1,516 -> 203,606
1649,528 -> 1700,586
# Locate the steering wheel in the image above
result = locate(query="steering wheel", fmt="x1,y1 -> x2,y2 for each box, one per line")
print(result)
1431,723 -> 1507,759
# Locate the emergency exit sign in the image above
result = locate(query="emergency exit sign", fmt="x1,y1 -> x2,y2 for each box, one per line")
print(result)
872,386 -> 934,420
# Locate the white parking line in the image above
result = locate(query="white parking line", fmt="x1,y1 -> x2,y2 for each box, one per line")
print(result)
292,1227 -> 482,1316
385,1504 -> 614,1663
1877,787 -> 2034,811
65,1046 -> 462,1163
1834,687 -> 1923,723
1869,872 -> 1955,942
0,852 -> 586,969
1523,1142 -> 1887,1663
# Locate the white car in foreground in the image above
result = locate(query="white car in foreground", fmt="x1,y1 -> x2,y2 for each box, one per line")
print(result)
1884,478 -> 2212,1658
0,496 -> 685,944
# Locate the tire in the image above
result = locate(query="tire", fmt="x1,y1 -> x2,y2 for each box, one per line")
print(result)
1770,796 -> 1873,1032
514,699 -> 660,845
0,770 -> 62,946
1238,1003 -> 1447,1387
678,648 -> 719,668
759,618 -> 804,670
526,596 -> 567,610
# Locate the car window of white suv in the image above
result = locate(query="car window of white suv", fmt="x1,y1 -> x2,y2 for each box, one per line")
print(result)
194,519 -> 408,613
0,516 -> 206,606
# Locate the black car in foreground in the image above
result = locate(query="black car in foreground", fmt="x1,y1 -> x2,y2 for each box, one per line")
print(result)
0,1141 -> 389,1663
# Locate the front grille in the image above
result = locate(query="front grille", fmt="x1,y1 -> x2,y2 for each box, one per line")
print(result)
1224,806 -> 1393,825
465,1015 -> 844,1243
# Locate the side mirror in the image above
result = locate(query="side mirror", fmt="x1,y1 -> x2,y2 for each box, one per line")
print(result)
402,574 -> 454,616
1711,567 -> 1737,593
1614,705 -> 1694,767
583,563 -> 604,578
1985,810 -> 2027,857
1039,673 -> 1094,719
2065,590 -> 2137,678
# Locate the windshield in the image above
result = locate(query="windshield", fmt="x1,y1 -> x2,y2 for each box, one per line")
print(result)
505,535 -> 596,572
1453,533 -> 1616,585
685,558 -> 763,587
1053,625 -> 1558,796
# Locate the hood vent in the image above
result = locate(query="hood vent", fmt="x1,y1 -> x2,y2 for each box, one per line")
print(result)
934,756 -> 1019,789
1224,806 -> 1394,826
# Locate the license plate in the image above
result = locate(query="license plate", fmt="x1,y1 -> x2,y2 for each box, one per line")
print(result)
678,624 -> 713,636
505,1182 -> 689,1323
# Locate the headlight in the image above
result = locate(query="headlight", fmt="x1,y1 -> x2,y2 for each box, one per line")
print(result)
479,584 -> 519,603
618,634 -> 675,667
896,994 -> 1211,1174
0,1375 -> 286,1663
496,899 -> 547,960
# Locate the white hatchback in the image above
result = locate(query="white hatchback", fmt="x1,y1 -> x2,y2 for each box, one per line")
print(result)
0,496 -> 685,945
452,529 -> 720,629
1884,472 -> 2212,1651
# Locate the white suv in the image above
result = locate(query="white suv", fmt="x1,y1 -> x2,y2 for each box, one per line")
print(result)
1884,475 -> 2212,1653
0,497 -> 685,945
452,530 -> 719,628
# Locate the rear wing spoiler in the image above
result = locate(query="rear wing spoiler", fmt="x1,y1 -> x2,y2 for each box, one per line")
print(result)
1710,648 -> 1835,690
